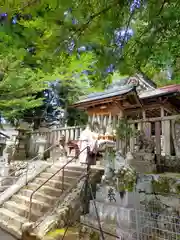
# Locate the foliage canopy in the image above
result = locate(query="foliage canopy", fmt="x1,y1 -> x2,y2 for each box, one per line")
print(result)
0,0 -> 180,121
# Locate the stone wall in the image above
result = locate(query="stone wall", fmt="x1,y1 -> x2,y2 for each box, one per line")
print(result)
161,155 -> 180,172
131,152 -> 180,173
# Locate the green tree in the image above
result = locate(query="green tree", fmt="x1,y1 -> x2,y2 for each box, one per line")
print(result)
0,10 -> 95,120
0,0 -> 180,124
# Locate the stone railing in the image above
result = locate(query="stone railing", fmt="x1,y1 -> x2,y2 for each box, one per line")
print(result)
26,114 -> 180,160
28,126 -> 84,157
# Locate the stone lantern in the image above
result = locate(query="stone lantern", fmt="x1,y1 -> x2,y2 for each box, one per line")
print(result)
36,122 -> 49,160
13,122 -> 31,160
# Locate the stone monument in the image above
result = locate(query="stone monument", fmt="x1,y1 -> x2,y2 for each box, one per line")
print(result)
133,130 -> 156,173
81,147 -> 146,239
0,137 -> 15,190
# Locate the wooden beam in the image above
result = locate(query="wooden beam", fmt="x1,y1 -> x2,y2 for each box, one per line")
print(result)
125,104 -> 162,115
126,102 -> 178,113
114,101 -> 124,110
73,96 -> 128,108
128,114 -> 180,124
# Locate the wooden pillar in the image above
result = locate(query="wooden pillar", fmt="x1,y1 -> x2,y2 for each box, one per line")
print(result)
97,114 -> 100,126
108,112 -> 112,125
112,115 -> 116,128
164,120 -> 171,155
117,110 -> 124,152
142,109 -> 151,138
130,123 -> 135,152
161,106 -> 165,155
99,115 -> 103,129
161,107 -> 171,155
74,127 -> 79,140
155,121 -> 162,171
103,115 -> 108,130
88,115 -> 92,124
92,113 -> 95,124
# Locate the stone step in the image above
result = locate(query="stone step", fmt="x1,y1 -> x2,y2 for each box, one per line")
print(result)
0,220 -> 21,239
11,194 -> 50,213
29,177 -> 71,191
60,165 -> 86,172
3,200 -> 40,222
40,172 -> 78,183
46,167 -> 82,177
26,183 -> 64,197
33,177 -> 72,189
0,208 -> 26,238
20,189 -> 57,205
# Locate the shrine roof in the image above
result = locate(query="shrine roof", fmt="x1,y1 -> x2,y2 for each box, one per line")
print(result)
139,84 -> 180,99
74,84 -> 135,105
72,72 -> 180,108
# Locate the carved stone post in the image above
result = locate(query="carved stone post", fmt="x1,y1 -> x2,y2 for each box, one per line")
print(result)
3,138 -> 15,164
0,138 -> 14,187
36,136 -> 47,160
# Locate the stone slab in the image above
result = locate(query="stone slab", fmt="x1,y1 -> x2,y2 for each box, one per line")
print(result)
0,160 -> 49,205
96,185 -> 140,207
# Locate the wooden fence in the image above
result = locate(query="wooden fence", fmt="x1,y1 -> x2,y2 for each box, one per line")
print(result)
128,115 -> 180,157
27,114 -> 180,158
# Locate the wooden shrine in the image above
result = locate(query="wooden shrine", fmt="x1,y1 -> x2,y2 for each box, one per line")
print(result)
73,74 -> 180,125
72,74 -> 180,157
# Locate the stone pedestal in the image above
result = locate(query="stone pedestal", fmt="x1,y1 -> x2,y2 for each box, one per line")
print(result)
50,144 -> 68,163
85,184 -> 144,239
36,137 -> 47,160
132,152 -> 156,173
2,138 -> 15,164
0,162 -> 9,190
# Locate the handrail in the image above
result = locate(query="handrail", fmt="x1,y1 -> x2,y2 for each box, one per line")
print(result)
32,172 -> 88,229
28,146 -> 88,221
0,143 -> 58,187
0,132 -> 10,139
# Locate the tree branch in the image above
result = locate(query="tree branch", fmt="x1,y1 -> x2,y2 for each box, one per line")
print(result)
76,0 -> 120,35
54,0 -> 121,54
123,0 -> 168,58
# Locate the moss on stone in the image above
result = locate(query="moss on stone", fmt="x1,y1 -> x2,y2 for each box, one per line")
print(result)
45,227 -> 79,240
89,231 -> 100,240
152,175 -> 179,194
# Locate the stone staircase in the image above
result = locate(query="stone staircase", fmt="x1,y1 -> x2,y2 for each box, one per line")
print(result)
0,161 -> 85,239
